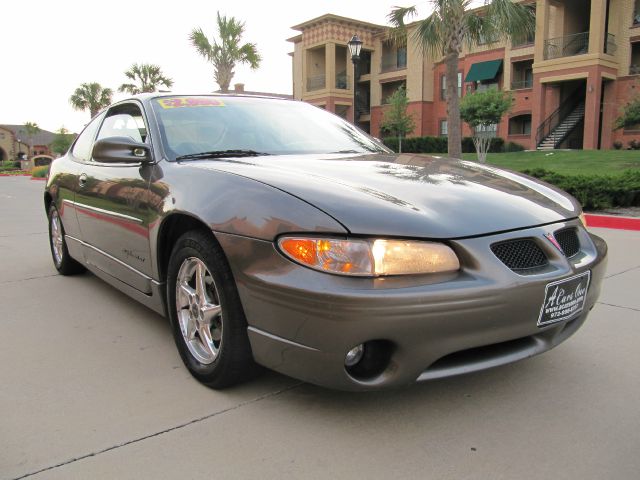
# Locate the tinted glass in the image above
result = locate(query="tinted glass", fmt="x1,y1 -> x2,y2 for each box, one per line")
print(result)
151,96 -> 389,160
97,103 -> 147,143
71,114 -> 103,161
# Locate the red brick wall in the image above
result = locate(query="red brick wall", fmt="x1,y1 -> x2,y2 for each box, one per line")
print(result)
610,76 -> 640,149
371,101 -> 434,138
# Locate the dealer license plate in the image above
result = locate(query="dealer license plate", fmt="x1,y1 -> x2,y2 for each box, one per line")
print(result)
537,271 -> 591,327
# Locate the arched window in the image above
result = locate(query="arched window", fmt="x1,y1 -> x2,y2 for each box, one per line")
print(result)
509,114 -> 532,135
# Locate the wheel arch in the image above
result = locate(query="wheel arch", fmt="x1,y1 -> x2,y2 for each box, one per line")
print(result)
156,212 -> 222,283
44,191 -> 53,214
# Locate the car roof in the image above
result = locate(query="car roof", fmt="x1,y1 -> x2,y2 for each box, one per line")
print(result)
129,92 -> 294,103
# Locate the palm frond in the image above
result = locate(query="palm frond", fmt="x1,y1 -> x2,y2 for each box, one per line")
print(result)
190,28 -> 214,61
484,0 -> 536,44
239,43 -> 261,69
413,13 -> 447,58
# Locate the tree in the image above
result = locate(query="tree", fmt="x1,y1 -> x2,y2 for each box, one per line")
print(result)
189,12 -> 261,91
614,95 -> 640,131
69,82 -> 113,119
389,0 -> 535,159
24,121 -> 40,157
459,88 -> 513,163
380,85 -> 415,153
119,63 -> 174,94
51,127 -> 75,156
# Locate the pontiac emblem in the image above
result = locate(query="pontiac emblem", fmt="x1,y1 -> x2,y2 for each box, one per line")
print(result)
544,233 -> 563,253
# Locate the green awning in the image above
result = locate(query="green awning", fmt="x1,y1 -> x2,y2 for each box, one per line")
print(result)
465,60 -> 503,82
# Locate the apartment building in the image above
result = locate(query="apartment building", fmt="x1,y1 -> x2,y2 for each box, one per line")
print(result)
288,0 -> 640,150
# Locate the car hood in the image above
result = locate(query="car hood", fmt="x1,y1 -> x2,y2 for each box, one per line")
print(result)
187,153 -> 580,239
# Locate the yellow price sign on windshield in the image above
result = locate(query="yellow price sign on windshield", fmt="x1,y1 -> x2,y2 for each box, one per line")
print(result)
157,97 -> 225,109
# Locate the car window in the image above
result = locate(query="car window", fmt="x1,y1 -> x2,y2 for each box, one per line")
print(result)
97,103 -> 147,144
71,114 -> 103,161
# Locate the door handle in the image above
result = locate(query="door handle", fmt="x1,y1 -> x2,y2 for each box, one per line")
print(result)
79,174 -> 88,188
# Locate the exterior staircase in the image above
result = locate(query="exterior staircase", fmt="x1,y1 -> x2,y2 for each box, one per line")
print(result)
537,102 -> 585,150
535,88 -> 585,150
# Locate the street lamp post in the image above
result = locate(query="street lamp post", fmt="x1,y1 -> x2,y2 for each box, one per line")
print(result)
348,34 -> 363,128
16,138 -> 23,161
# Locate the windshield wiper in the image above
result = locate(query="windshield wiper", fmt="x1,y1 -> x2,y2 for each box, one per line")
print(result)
176,149 -> 271,161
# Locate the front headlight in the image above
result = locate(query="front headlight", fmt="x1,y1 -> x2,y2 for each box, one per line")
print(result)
278,237 -> 460,276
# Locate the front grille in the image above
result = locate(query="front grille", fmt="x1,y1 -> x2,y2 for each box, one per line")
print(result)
491,238 -> 548,271
554,228 -> 580,258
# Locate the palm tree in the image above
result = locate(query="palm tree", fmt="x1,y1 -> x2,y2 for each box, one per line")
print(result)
389,0 -> 535,158
69,82 -> 113,119
189,12 -> 261,91
23,121 -> 40,157
118,63 -> 174,94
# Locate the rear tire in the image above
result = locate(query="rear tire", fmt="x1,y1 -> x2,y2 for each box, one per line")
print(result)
166,230 -> 259,389
48,204 -> 85,275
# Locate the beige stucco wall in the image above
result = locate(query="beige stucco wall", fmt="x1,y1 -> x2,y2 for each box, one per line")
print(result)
0,127 -> 13,160
292,42 -> 303,99
610,0 -> 640,76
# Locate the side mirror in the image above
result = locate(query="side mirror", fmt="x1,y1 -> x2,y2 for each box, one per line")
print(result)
92,136 -> 153,164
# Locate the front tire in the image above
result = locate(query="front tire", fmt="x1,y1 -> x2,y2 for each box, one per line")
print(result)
48,204 -> 85,275
166,230 -> 258,389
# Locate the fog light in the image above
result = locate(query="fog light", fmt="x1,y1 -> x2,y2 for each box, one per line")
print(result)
345,344 -> 365,367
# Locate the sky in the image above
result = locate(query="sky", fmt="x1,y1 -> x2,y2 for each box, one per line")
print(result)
0,0 -> 434,134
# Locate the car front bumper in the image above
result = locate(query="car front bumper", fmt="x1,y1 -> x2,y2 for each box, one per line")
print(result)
216,219 -> 607,391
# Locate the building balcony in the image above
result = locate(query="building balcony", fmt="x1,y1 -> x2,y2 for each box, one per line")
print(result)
543,32 -> 589,60
511,79 -> 533,90
381,52 -> 407,73
306,75 -> 326,92
335,74 -> 351,90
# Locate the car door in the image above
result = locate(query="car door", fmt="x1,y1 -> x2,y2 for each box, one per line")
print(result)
75,101 -> 155,293
57,113 -> 105,259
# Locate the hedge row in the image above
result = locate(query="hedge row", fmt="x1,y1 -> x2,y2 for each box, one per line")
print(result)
31,166 -> 50,178
522,168 -> 640,210
382,136 -> 525,154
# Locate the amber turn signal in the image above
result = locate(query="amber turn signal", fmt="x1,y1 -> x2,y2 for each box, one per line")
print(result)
278,236 -> 460,277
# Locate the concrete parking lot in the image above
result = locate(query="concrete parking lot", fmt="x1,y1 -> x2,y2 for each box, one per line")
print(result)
1,176 -> 639,480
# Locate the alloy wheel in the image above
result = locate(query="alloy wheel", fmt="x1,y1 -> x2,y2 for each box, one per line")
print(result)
175,257 -> 223,364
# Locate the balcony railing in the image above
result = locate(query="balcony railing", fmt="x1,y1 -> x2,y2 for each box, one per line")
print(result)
381,52 -> 407,73
605,33 -> 617,55
544,31 -> 589,60
511,78 -> 533,90
306,75 -> 326,92
631,64 -> 640,75
355,96 -> 370,117
335,74 -> 351,90
512,33 -> 535,48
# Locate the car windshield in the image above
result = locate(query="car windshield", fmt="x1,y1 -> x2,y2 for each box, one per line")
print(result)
150,96 -> 389,160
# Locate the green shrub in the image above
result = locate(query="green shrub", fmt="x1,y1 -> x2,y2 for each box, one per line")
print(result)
382,136 -> 448,153
31,166 -> 50,178
612,140 -> 623,150
0,161 -> 21,171
522,168 -> 640,209
503,141 -> 525,152
382,135 -> 507,154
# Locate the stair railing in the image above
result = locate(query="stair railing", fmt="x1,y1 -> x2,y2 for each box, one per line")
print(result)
535,90 -> 584,148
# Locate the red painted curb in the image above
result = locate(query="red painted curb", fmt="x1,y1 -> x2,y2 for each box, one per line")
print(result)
30,177 -> 47,181
585,214 -> 640,231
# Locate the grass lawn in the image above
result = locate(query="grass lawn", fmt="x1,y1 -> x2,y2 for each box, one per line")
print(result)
460,150 -> 640,176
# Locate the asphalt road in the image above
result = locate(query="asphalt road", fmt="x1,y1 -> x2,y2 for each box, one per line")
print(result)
1,176 -> 639,480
